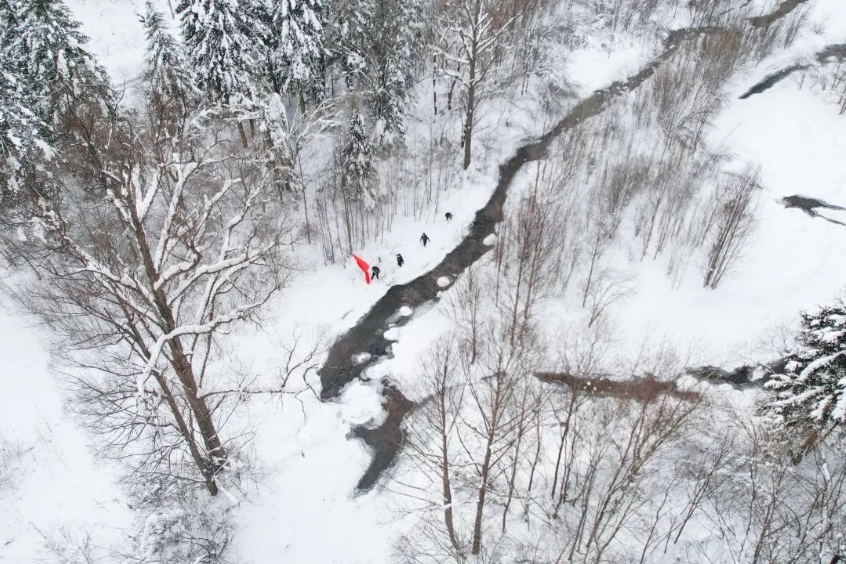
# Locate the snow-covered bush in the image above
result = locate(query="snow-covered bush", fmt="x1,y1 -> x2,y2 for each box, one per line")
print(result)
131,488 -> 236,564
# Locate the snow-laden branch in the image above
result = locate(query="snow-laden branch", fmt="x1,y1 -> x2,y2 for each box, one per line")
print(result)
797,351 -> 846,383
153,161 -> 198,271
434,10 -> 515,92
165,250 -> 256,305
137,167 -> 162,222
153,174 -> 245,290
135,302 -> 264,397
165,178 -> 271,303
59,235 -> 160,325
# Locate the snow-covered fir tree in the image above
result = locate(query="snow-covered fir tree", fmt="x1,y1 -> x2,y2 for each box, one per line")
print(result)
2,0 -> 109,128
330,0 -> 422,144
0,65 -> 53,214
765,298 -> 846,434
341,110 -> 377,208
142,1 -> 197,130
267,0 -> 325,103
327,0 -> 369,86
1,0 -> 69,234
366,0 -> 422,143
0,0 -> 18,40
177,0 -> 266,106
258,92 -> 295,191
1,2 -> 39,192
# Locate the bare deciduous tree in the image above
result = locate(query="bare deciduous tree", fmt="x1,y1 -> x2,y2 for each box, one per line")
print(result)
436,0 -> 512,169
405,336 -> 465,556
583,267 -> 635,328
702,167 -> 760,289
12,109 -> 293,496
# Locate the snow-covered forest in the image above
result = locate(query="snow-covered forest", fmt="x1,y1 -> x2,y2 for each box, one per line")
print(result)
1,0 -> 846,561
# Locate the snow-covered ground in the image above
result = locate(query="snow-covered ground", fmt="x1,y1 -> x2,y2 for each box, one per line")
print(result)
614,0 -> 846,364
2,0 -> 846,562
615,76 -> 846,363
65,0 -> 149,84
0,305 -> 131,562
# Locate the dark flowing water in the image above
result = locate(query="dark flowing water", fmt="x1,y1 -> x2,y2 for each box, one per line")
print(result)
318,27 -> 735,491
738,42 -> 846,99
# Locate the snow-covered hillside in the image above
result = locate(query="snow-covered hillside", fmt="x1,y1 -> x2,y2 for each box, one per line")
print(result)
0,306 -> 131,562
2,0 -> 846,562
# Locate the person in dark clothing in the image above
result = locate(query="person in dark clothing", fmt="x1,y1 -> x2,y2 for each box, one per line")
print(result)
420,232 -> 430,246
445,212 -> 453,220
396,253 -> 404,267
371,266 -> 380,280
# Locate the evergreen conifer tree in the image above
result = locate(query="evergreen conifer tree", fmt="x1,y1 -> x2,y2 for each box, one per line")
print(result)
367,0 -> 421,143
766,299 -> 846,434
327,0 -> 367,87
267,0 -> 326,105
0,65 -> 52,208
330,0 -> 421,143
177,0 -> 266,105
5,0 -> 109,127
341,110 -> 376,208
0,0 -> 77,231
142,1 -> 196,126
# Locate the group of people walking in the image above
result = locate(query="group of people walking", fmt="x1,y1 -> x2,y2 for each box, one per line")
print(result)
370,212 -> 451,280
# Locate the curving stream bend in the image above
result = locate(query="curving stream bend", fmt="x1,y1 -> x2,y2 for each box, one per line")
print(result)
318,27 -> 732,491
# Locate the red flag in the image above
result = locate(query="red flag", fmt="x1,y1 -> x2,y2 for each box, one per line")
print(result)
352,254 -> 371,284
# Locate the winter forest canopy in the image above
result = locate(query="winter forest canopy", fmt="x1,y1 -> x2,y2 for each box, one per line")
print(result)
1,0 -> 846,562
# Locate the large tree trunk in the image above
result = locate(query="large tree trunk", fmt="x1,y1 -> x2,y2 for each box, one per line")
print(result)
127,198 -> 227,495
169,338 -> 228,469
471,375 -> 502,555
238,122 -> 249,148
125,309 -> 221,496
439,386 -> 459,550
471,419 -> 495,555
153,369 -> 220,495
463,60 -> 476,170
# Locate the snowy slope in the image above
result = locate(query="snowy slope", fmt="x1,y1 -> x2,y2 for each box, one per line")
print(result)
3,0 -> 844,562
614,3 -> 846,363
614,80 -> 846,361
66,0 -> 167,84
0,305 -> 131,563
